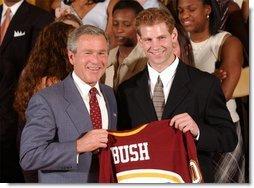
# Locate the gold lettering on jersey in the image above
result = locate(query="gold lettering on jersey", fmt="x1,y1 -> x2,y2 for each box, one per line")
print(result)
110,142 -> 150,164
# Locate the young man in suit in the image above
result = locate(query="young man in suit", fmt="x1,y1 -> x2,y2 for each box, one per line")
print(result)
0,0 -> 53,182
19,25 -> 117,183
116,8 -> 237,183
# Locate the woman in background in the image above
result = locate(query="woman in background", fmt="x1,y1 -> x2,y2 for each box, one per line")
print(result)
52,0 -> 119,48
177,0 -> 244,183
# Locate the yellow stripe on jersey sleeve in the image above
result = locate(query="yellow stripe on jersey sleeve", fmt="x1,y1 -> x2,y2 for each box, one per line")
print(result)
109,124 -> 148,137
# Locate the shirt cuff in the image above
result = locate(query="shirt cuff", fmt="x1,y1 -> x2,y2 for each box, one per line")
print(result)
195,130 -> 200,141
76,154 -> 79,164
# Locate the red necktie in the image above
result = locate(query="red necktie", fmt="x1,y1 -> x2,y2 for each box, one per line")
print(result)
0,8 -> 11,44
89,87 -> 102,129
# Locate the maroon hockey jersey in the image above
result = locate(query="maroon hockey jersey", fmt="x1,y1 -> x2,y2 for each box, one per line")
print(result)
99,119 -> 203,183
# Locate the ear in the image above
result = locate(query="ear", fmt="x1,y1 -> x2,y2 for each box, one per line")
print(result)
171,27 -> 178,44
68,50 -> 75,66
137,33 -> 143,47
205,4 -> 212,15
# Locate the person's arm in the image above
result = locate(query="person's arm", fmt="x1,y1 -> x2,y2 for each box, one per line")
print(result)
54,1 -> 72,18
20,94 -> 77,171
218,35 -> 243,101
196,77 -> 238,152
51,0 -> 61,10
241,0 -> 249,23
20,92 -> 109,171
76,129 -> 108,154
170,113 -> 199,139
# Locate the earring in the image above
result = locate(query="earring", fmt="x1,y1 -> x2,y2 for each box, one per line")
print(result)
207,14 -> 210,19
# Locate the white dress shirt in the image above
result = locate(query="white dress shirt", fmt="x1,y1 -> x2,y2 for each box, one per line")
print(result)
72,72 -> 109,130
1,0 -> 24,25
148,57 -> 179,103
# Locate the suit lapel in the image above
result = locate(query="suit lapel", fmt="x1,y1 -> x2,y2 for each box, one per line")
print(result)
133,68 -> 157,121
63,74 -> 93,135
1,1 -> 28,50
162,62 -> 191,118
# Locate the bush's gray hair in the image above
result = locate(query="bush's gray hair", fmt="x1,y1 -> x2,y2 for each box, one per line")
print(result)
67,25 -> 109,53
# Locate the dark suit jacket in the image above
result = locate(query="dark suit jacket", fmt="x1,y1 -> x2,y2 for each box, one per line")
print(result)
20,74 -> 117,183
116,61 -> 238,183
0,1 -> 53,182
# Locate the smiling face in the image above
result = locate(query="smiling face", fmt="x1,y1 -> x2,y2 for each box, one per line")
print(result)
68,34 -> 108,86
178,0 -> 211,34
112,8 -> 137,47
138,22 -> 178,72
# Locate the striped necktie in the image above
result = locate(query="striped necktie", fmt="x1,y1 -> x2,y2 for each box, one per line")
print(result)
152,76 -> 165,120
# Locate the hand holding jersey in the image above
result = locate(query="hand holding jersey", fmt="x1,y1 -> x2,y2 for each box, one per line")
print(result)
76,129 -> 108,153
170,113 -> 199,138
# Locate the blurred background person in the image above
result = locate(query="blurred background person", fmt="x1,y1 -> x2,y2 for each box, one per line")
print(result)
55,12 -> 82,27
52,0 -> 119,48
102,0 -> 146,90
177,0 -> 244,183
217,0 -> 249,182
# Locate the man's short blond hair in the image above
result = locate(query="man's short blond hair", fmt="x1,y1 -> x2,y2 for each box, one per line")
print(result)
135,8 -> 175,36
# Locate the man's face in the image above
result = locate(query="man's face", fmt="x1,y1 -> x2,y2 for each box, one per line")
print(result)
68,34 -> 108,86
138,22 -> 178,70
112,8 -> 137,47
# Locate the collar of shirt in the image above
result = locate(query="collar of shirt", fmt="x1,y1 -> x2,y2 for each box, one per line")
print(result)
2,0 -> 24,23
72,71 -> 109,130
148,57 -> 179,100
72,71 -> 102,101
